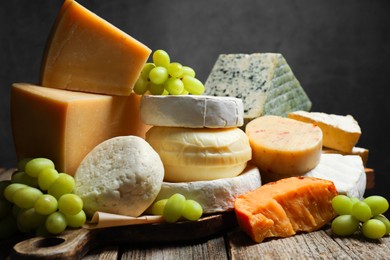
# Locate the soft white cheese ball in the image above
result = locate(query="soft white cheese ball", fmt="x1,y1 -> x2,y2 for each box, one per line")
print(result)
74,136 -> 164,217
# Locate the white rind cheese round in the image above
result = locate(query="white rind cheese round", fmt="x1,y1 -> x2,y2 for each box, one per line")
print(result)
146,126 -> 252,182
74,136 -> 164,217
151,165 -> 261,214
140,95 -> 244,128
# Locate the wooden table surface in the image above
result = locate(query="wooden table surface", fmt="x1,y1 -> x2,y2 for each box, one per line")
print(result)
1,168 -> 388,260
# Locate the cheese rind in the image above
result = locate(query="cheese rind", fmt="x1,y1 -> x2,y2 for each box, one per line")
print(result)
288,111 -> 361,153
150,165 -> 261,214
11,83 -> 149,176
245,115 -> 322,182
204,53 -> 312,123
304,154 -> 366,199
40,0 -> 151,96
145,126 -> 252,182
140,95 -> 244,128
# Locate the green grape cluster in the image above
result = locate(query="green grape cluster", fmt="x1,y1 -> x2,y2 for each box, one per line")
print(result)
0,158 -> 86,239
331,194 -> 390,239
133,49 -> 205,96
151,193 -> 203,223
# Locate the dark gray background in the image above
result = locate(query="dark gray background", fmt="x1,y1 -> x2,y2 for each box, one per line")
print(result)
1,0 -> 389,201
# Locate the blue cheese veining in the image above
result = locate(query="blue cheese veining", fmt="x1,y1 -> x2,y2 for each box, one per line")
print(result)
204,53 -> 312,123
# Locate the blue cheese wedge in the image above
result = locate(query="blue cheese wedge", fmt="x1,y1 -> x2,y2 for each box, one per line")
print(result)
304,154 -> 366,199
204,53 -> 312,123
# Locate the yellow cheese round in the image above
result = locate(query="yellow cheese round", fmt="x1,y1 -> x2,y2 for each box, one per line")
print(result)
245,115 -> 322,182
145,126 -> 252,182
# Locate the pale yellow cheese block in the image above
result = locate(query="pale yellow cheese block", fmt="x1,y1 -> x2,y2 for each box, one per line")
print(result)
40,0 -> 151,96
145,126 -> 252,182
245,115 -> 322,182
288,111 -> 361,153
11,83 -> 149,176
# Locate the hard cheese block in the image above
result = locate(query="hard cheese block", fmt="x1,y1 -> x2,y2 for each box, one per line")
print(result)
304,154 -> 366,199
140,95 -> 244,128
11,83 -> 149,176
245,115 -> 322,182
146,126 -> 252,182
204,53 -> 312,123
322,146 -> 369,166
234,176 -> 337,243
288,111 -> 361,153
150,165 -> 261,214
40,0 -> 151,96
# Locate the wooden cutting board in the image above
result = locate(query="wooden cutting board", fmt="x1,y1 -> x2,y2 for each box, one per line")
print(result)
9,211 -> 237,259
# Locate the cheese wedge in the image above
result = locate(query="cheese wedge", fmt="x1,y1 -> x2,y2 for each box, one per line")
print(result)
10,83 -> 149,176
288,111 -> 361,153
304,154 -> 366,199
40,0 -> 151,96
140,95 -> 244,128
234,176 -> 337,243
245,115 -> 322,182
145,126 -> 252,182
204,53 -> 312,124
149,165 -> 261,214
322,146 -> 369,166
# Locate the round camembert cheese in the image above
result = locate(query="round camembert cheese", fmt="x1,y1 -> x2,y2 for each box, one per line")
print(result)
146,126 -> 252,182
140,95 -> 244,128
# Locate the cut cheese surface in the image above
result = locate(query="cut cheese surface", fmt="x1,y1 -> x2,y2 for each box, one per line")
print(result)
40,0 -> 151,96
234,176 -> 337,243
11,83 -> 149,176
149,165 -> 261,214
322,146 -> 369,166
288,111 -> 361,153
304,154 -> 366,199
140,95 -> 244,128
145,126 -> 252,182
204,53 -> 312,124
245,115 -> 322,182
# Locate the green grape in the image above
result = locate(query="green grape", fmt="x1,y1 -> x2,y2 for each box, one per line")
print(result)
149,66 -> 169,85
182,76 -> 205,95
168,62 -> 183,78
362,219 -> 387,239
0,180 -> 11,199
140,63 -> 156,79
13,186 -> 43,209
148,82 -> 165,95
352,201 -> 372,222
25,158 -> 55,178
58,194 -> 83,215
152,49 -> 170,68
38,168 -> 59,191
4,183 -> 27,203
163,193 -> 186,223
12,204 -> 22,217
151,199 -> 168,215
332,194 -> 354,215
182,66 -> 196,77
363,196 -> 389,216
182,199 -> 203,221
65,210 -> 86,228
0,215 -> 19,239
17,158 -> 32,171
133,76 -> 149,95
331,215 -> 360,236
45,211 -> 67,234
164,78 -> 184,95
35,224 -> 51,237
162,89 -> 170,95
11,171 -> 39,188
0,197 -> 13,219
373,214 -> 390,235
17,207 -> 46,232
180,89 -> 189,95
48,173 -> 75,199
34,194 -> 58,215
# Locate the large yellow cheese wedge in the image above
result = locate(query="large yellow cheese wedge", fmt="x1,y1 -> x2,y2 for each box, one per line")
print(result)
40,0 -> 151,96
245,115 -> 322,182
145,126 -> 252,182
10,83 -> 149,175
